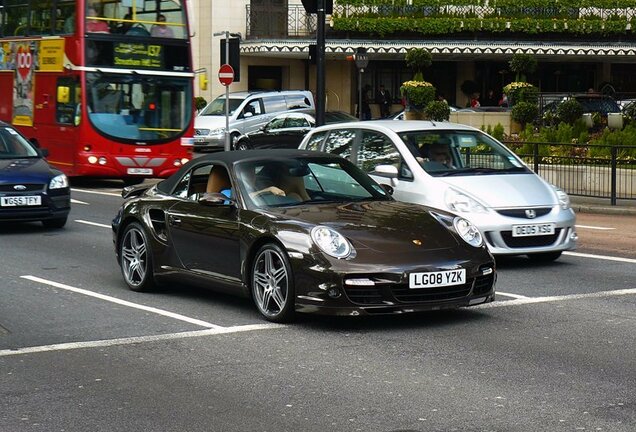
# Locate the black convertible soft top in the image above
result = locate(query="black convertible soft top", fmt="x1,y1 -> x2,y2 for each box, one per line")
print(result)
156,149 -> 337,194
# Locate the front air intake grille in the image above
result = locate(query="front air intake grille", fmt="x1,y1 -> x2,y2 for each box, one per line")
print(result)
391,283 -> 472,303
343,287 -> 383,305
501,229 -> 562,248
473,273 -> 495,296
0,184 -> 45,192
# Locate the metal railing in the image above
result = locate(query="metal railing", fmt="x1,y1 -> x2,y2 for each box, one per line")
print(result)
503,141 -> 636,204
246,5 -> 317,39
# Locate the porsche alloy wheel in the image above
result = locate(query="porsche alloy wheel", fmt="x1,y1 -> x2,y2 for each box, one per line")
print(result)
251,244 -> 295,322
120,222 -> 156,292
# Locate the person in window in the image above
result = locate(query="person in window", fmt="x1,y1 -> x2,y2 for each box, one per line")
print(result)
150,14 -> 174,38
86,6 -> 110,33
115,13 -> 133,34
428,142 -> 455,169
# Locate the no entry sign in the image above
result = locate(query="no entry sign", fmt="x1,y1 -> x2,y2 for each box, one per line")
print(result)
218,64 -> 234,86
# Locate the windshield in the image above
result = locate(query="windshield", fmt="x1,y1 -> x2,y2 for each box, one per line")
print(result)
235,157 -> 390,209
399,130 -> 530,177
86,72 -> 192,142
199,97 -> 244,116
86,0 -> 187,39
0,127 -> 39,159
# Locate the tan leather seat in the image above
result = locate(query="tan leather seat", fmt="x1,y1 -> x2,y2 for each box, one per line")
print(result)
206,167 -> 231,193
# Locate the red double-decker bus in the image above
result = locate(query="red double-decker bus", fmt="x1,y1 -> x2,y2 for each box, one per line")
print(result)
0,0 -> 194,185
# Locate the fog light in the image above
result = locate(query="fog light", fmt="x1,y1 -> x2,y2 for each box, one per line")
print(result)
344,278 -> 375,286
327,288 -> 341,298
87,156 -> 98,164
181,158 -> 190,165
98,157 -> 107,165
570,231 -> 578,242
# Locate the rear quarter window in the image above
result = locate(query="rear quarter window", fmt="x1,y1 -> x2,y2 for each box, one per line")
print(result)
263,96 -> 287,114
286,94 -> 312,110
304,131 -> 328,151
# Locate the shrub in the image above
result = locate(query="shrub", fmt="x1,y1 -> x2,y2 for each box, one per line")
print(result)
424,100 -> 450,121
401,80 -> 436,108
405,48 -> 432,81
511,101 -> 538,126
557,99 -> 584,125
492,123 -> 505,141
509,53 -> 538,81
194,96 -> 207,112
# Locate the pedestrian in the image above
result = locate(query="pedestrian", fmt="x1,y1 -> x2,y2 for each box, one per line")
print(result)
470,93 -> 481,108
376,84 -> 392,118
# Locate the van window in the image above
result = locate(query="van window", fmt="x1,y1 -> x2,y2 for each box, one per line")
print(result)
305,131 -> 327,151
263,96 -> 287,113
358,131 -> 409,178
324,129 -> 355,159
286,94 -> 312,110
242,99 -> 263,117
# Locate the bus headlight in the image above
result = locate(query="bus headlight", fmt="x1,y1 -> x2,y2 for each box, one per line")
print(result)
88,156 -> 98,164
49,174 -> 69,190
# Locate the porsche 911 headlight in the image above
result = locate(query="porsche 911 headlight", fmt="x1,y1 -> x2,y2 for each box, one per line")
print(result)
453,217 -> 483,248
49,174 -> 69,189
445,188 -> 487,214
311,226 -> 353,259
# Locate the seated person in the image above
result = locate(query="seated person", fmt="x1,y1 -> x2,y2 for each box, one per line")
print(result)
86,6 -> 110,33
150,14 -> 174,38
428,141 -> 455,169
202,166 -> 232,203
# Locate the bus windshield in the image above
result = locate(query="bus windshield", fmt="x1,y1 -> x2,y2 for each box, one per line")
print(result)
86,72 -> 192,142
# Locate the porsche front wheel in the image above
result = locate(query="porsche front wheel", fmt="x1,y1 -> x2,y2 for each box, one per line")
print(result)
119,222 -> 156,292
251,243 -> 295,323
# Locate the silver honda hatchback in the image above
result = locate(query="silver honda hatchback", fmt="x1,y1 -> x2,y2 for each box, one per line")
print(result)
299,120 -> 577,261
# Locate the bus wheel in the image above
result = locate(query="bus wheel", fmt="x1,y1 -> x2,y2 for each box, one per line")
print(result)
123,177 -> 145,187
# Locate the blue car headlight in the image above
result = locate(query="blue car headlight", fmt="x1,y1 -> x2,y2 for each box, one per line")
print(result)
311,226 -> 353,259
49,174 -> 69,190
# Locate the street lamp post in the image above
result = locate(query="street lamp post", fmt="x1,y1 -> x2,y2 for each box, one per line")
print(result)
354,47 -> 369,121
213,31 -> 241,151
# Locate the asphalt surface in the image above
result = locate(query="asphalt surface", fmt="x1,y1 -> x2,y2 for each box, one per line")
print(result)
1,181 -> 635,432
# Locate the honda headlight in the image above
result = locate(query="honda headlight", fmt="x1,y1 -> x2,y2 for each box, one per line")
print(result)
554,187 -> 571,210
453,217 -> 484,248
311,226 -> 353,259
445,188 -> 487,214
49,174 -> 69,189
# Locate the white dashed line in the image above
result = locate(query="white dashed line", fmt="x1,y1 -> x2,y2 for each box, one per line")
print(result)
564,251 -> 636,264
70,199 -> 89,205
478,288 -> 636,309
0,324 -> 283,358
71,188 -> 121,197
496,291 -> 528,299
75,219 -> 111,229
575,225 -> 616,230
21,275 -> 223,329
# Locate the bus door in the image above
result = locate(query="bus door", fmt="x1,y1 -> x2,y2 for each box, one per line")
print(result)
45,77 -> 81,174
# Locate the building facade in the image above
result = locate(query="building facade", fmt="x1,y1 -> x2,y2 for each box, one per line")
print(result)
193,1 -> 636,116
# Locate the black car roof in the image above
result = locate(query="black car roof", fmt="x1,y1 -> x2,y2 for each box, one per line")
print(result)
158,149 -> 338,193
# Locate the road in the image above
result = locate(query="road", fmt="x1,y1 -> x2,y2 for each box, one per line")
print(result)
1,183 -> 635,432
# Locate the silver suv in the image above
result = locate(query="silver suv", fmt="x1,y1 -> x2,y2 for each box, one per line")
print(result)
194,90 -> 315,150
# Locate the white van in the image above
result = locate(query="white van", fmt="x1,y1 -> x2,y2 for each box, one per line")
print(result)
299,120 -> 577,261
194,90 -> 314,150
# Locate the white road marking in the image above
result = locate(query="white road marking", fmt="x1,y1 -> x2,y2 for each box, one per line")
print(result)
496,291 -> 528,299
71,188 -> 121,197
564,251 -> 636,264
21,275 -> 223,329
575,224 -> 616,230
478,288 -> 636,309
75,219 -> 111,229
70,199 -> 89,205
0,324 -> 283,358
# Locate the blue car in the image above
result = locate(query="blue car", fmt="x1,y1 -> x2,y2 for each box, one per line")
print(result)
0,122 -> 70,228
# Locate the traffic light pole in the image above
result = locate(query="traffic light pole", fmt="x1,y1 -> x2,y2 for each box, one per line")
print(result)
315,0 -> 326,126
224,31 -> 230,151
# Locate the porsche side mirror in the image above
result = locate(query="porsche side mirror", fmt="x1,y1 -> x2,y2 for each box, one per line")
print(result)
379,183 -> 394,195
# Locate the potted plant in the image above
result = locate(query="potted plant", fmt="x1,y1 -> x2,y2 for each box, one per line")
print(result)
401,48 -> 436,120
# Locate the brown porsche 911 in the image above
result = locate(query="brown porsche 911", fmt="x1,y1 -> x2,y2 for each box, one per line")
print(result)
112,150 -> 496,322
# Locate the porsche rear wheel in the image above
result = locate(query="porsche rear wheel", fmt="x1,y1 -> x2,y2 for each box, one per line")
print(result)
251,243 -> 295,323
120,222 -> 156,292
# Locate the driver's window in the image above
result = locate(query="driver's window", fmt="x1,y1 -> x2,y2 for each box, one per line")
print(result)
188,164 -> 213,200
243,100 -> 262,117
267,117 -> 286,130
